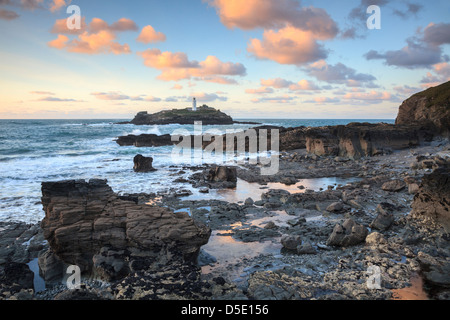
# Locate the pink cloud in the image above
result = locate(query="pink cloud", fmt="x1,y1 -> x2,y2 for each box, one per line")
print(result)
137,25 -> 166,44
207,0 -> 338,38
247,26 -> 328,65
48,17 -> 136,55
49,0 -> 70,13
137,49 -> 246,82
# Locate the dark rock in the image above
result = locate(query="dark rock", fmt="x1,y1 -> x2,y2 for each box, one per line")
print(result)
40,179 -> 211,281
326,218 -> 368,247
281,235 -> 302,250
116,134 -> 173,147
133,154 -> 156,172
205,166 -> 237,189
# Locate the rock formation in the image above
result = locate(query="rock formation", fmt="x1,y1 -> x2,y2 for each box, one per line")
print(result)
410,165 -> 450,232
396,81 -> 450,137
305,123 -> 434,159
133,154 -> 156,172
326,218 -> 368,247
40,179 -> 211,280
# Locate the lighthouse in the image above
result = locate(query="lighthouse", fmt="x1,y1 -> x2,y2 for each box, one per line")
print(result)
193,97 -> 197,111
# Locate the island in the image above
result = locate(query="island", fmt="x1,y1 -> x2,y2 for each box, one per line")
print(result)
119,103 -> 259,125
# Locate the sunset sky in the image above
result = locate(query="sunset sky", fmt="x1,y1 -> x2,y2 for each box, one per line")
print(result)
0,0 -> 449,119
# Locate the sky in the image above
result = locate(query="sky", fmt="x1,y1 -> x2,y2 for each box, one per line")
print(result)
0,0 -> 449,119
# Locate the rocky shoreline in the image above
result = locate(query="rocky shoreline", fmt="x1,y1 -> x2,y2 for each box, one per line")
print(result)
1,82 -> 449,301
1,139 -> 449,300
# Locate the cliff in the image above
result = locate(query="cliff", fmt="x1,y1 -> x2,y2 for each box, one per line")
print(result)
396,81 -> 450,137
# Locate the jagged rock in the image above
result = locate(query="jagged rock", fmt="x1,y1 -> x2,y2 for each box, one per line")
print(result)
40,179 -> 211,281
370,203 -> 395,230
410,166 -> 450,232
133,154 -> 156,172
326,219 -> 368,247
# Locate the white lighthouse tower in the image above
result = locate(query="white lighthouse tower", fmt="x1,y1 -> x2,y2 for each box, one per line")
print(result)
193,97 -> 197,111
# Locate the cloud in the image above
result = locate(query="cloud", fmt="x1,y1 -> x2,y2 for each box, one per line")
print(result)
251,95 -> 295,103
422,22 -> 450,47
288,79 -> 320,91
247,26 -> 328,65
49,0 -> 70,12
245,86 -> 274,94
206,0 -> 338,38
207,0 -> 337,66
47,34 -> 69,49
19,0 -> 44,10
342,90 -> 393,103
48,17 -> 136,54
420,62 -> 450,87
91,91 -> 129,101
171,84 -> 183,90
393,85 -> 421,96
30,91 -> 55,95
191,92 -> 228,102
0,9 -> 19,20
50,17 -> 87,34
304,96 -> 340,104
260,77 -> 293,88
90,91 -> 163,102
393,2 -> 422,19
137,25 -> 166,44
37,96 -> 80,102
365,22 -> 450,69
137,49 -> 246,82
304,60 -> 377,87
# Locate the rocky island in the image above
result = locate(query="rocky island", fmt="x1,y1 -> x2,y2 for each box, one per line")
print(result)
119,104 -> 258,126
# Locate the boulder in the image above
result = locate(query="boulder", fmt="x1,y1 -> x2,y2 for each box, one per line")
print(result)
326,219 -> 368,247
370,203 -> 395,230
40,179 -> 211,281
133,154 -> 156,172
281,235 -> 302,250
326,202 -> 344,212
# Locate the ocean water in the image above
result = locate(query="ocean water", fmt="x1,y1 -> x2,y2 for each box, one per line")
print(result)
0,119 -> 394,223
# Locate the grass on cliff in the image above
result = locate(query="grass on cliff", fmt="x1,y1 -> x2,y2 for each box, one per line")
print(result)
414,80 -> 450,108
160,107 -> 223,117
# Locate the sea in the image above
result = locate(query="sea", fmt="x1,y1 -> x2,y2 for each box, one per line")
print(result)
0,119 -> 394,223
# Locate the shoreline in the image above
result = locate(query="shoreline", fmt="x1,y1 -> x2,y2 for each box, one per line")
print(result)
1,137 -> 449,300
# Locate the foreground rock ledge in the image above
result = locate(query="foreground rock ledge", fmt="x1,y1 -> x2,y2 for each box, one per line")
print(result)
40,179 -> 211,280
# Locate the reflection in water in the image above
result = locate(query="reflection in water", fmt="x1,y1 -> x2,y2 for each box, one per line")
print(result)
391,273 -> 429,300
183,177 -> 360,203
